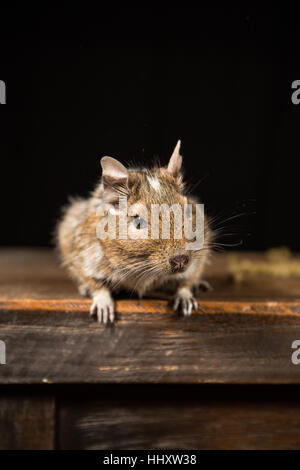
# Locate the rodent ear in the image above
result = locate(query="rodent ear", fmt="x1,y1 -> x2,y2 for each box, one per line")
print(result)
101,156 -> 129,181
100,156 -> 129,203
167,140 -> 182,177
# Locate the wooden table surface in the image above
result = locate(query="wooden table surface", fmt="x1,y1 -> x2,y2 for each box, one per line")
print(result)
0,248 -> 300,385
1,248 -> 300,449
1,247 -> 300,301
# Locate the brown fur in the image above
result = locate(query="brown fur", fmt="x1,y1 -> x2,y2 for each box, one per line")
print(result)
56,142 -> 212,322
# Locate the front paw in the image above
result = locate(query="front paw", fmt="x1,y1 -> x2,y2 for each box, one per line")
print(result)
90,289 -> 115,324
173,287 -> 198,317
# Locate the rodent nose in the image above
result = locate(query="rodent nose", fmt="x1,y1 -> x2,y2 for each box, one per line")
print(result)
169,255 -> 189,272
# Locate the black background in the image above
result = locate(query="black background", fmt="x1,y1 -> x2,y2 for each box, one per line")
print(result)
0,6 -> 299,250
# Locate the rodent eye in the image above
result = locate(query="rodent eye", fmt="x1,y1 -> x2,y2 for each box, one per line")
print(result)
133,215 -> 147,230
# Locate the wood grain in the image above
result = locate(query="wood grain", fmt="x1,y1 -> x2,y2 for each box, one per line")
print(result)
0,395 -> 55,449
1,301 -> 300,384
59,385 -> 300,450
0,249 -> 300,385
1,249 -> 300,449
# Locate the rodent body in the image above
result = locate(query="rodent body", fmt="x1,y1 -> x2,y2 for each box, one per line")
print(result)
57,141 -> 212,323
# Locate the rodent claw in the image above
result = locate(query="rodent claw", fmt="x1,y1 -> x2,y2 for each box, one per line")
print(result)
89,303 -> 97,317
109,306 -> 115,323
173,296 -> 180,311
90,292 -> 115,324
173,289 -> 198,317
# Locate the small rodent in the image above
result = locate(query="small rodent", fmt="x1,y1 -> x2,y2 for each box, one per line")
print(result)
57,141 -> 212,323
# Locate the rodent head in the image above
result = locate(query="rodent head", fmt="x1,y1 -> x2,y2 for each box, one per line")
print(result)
97,141 -> 209,286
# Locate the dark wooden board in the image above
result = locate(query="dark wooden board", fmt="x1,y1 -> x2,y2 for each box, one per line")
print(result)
0,249 -> 300,384
1,299 -> 300,384
1,249 -> 300,449
58,385 -> 300,450
0,394 -> 55,449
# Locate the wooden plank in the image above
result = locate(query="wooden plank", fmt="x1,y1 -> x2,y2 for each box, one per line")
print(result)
1,300 -> 300,384
0,395 -> 55,449
0,248 -> 300,301
0,249 -> 300,384
1,298 -> 300,314
58,385 -> 300,450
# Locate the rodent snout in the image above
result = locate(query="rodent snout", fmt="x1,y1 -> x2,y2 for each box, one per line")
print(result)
169,254 -> 189,273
